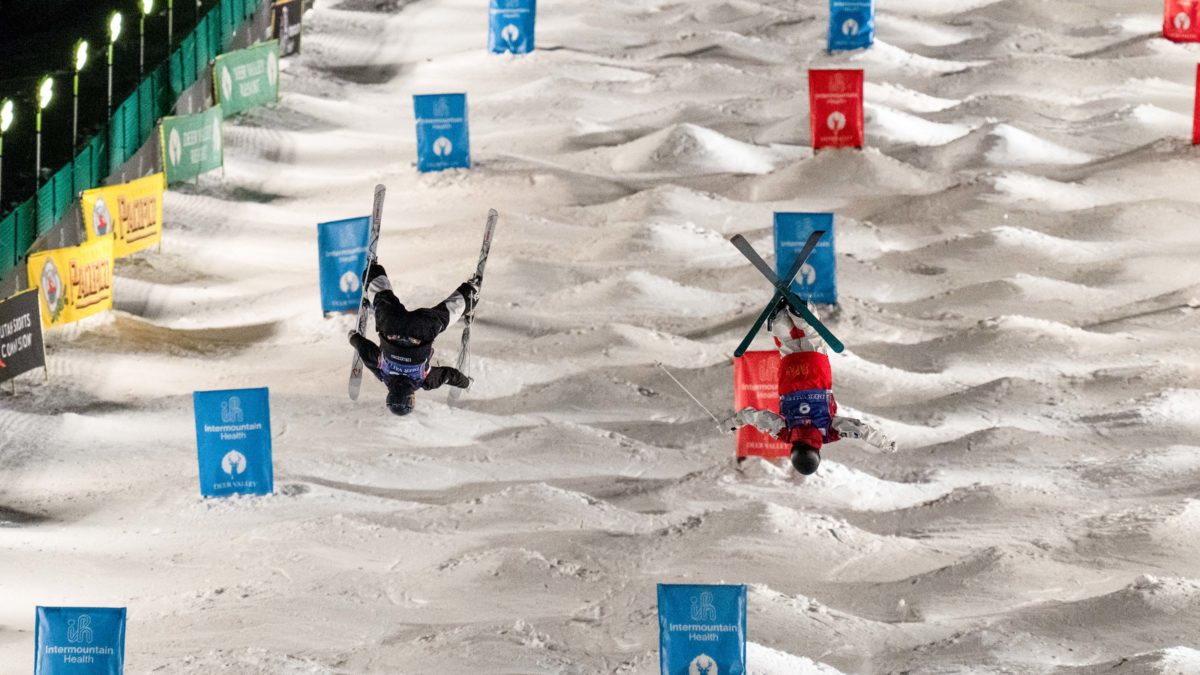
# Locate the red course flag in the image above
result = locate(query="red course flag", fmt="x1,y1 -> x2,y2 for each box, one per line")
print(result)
734,351 -> 791,459
808,69 -> 865,150
1165,0 -> 1200,42
1194,64 -> 1200,145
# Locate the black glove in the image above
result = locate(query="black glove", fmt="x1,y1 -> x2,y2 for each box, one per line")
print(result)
365,261 -> 387,285
457,278 -> 480,314
446,369 -> 472,389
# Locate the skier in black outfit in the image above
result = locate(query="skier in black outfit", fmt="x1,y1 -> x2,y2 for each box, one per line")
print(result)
348,261 -> 479,416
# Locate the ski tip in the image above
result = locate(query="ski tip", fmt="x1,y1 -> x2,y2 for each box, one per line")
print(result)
374,183 -> 386,193
729,233 -> 746,244
488,208 -> 498,217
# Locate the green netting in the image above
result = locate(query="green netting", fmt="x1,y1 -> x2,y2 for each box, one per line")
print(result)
13,200 -> 34,255
181,33 -> 198,87
51,165 -> 73,223
221,0 -> 237,50
35,183 -> 55,234
0,211 -> 15,272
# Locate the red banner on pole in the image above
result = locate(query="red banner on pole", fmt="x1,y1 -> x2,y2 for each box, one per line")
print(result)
1165,0 -> 1200,42
1194,64 -> 1200,145
734,351 -> 791,459
808,69 -> 864,150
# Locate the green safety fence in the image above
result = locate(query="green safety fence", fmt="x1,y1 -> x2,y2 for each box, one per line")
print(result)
3,0 -> 265,282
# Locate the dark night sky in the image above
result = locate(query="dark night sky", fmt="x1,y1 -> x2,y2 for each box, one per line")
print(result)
0,1 -> 212,213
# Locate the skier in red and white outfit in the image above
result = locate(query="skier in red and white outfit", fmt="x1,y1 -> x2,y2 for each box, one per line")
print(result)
724,301 -> 896,475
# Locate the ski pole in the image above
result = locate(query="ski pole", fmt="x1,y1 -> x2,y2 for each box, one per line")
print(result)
654,361 -> 721,425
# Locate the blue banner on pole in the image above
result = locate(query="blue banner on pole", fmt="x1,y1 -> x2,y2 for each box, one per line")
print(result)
828,0 -> 875,52
193,387 -> 274,498
35,606 -> 126,675
317,216 -> 370,314
489,0 -> 536,54
414,94 -> 471,173
658,584 -> 746,675
774,212 -> 837,305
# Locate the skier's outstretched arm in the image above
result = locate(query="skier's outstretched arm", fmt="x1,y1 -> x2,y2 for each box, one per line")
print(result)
348,331 -> 384,380
422,366 -> 471,390
722,406 -> 786,437
832,416 -> 897,452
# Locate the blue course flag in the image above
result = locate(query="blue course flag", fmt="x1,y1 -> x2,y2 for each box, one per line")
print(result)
34,606 -> 126,675
774,212 -> 838,305
413,94 -> 471,173
193,387 -> 274,498
828,0 -> 875,52
658,584 -> 747,675
489,0 -> 536,54
317,216 -> 371,314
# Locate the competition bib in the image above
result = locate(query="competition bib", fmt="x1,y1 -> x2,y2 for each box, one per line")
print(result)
779,389 -> 833,433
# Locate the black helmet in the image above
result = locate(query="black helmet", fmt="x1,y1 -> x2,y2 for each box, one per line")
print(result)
386,389 -> 415,416
791,442 -> 821,475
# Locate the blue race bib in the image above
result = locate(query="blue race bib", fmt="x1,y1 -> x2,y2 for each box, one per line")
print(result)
780,389 -> 833,432
380,357 -> 428,385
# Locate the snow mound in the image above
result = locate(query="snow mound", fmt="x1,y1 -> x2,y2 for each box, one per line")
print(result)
986,124 -> 1094,166
748,641 -> 847,675
610,123 -> 779,175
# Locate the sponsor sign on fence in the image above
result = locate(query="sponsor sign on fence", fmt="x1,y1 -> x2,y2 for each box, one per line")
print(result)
489,0 -> 536,54
658,584 -> 747,675
317,216 -> 370,314
273,0 -> 303,56
734,351 -> 790,459
828,0 -> 875,52
1165,0 -> 1200,41
34,606 -> 126,675
0,290 -> 46,384
808,69 -> 864,150
214,40 -> 281,117
161,105 -> 225,184
775,212 -> 837,305
82,173 -> 166,258
26,236 -> 115,328
194,387 -> 274,497
414,94 -> 471,173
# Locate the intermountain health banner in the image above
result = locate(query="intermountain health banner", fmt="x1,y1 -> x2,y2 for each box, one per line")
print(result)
489,0 -> 536,54
214,40 -> 281,117
0,289 -> 46,384
193,387 -> 274,497
734,351 -> 790,459
414,93 -> 471,173
81,173 -> 166,258
26,236 -> 115,328
828,0 -> 874,52
161,105 -> 224,184
809,69 -> 864,150
34,606 -> 126,675
775,212 -> 837,305
658,584 -> 747,675
1165,0 -> 1200,42
317,216 -> 370,314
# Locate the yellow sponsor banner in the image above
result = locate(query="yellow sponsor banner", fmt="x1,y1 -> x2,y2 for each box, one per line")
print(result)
81,173 -> 166,258
26,235 -> 115,328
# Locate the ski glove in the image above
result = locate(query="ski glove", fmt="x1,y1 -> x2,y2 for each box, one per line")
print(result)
832,416 -> 898,453
457,279 -> 480,315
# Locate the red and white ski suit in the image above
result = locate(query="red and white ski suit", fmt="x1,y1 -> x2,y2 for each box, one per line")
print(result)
731,306 -> 895,453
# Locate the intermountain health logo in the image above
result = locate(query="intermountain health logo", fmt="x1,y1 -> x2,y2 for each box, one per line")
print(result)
221,450 -> 248,476
433,137 -> 454,156
67,614 -> 94,643
689,654 -> 717,675
690,592 -> 718,621
221,396 -> 244,423
433,97 -> 452,118
221,66 -> 234,102
169,128 -> 183,167
39,259 -> 65,322
830,72 -> 850,93
827,111 -> 847,132
842,18 -> 860,36
92,197 -> 113,237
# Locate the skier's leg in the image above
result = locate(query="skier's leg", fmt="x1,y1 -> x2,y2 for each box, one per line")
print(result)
770,302 -> 828,356
349,332 -> 385,380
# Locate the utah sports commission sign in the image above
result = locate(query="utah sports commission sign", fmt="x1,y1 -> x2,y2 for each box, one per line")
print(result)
0,289 -> 46,385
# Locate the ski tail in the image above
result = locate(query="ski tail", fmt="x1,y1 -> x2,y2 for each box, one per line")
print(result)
348,184 -> 386,401
732,231 -> 823,357
448,209 -> 499,406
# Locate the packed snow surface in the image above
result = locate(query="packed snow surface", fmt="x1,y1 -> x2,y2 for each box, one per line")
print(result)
2,0 -> 1200,672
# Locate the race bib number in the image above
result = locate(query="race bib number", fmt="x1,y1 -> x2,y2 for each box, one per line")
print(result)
780,389 -> 832,432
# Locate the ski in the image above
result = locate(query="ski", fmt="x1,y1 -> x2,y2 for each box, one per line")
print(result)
730,233 -> 845,354
734,230 -> 823,357
348,184 -> 386,401
448,208 -> 499,406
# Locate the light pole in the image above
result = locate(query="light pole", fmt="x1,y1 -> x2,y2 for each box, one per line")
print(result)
168,0 -> 174,48
0,99 -> 13,212
35,77 -> 54,187
73,39 -> 89,149
139,0 -> 155,77
107,11 -> 123,119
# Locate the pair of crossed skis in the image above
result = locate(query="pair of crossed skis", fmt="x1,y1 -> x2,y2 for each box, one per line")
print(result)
729,230 -> 845,355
